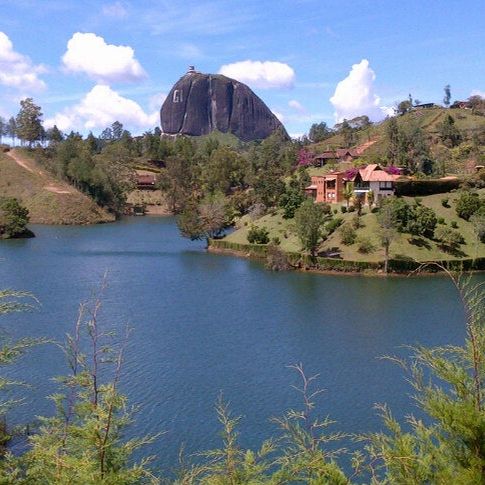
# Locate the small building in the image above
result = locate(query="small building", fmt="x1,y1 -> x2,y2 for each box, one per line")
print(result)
305,172 -> 346,204
136,173 -> 157,190
336,148 -> 360,163
313,151 -> 338,167
414,103 -> 436,110
351,164 -> 401,204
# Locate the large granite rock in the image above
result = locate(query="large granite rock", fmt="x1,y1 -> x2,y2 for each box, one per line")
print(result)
160,70 -> 288,141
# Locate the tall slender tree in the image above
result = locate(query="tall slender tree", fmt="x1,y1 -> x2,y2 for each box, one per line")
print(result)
15,98 -> 43,148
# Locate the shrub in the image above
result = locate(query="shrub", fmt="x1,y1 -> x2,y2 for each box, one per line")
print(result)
435,226 -> 464,251
407,205 -> 437,238
451,220 -> 458,229
247,225 -> 270,244
0,197 -> 31,239
333,209 -> 338,215
357,236 -> 376,254
339,224 -> 357,245
340,206 -> 347,213
326,217 -> 344,234
437,217 -> 446,225
441,197 -> 450,208
351,214 -> 362,229
265,244 -> 289,271
455,191 -> 482,220
348,206 -> 355,212
271,236 -> 281,245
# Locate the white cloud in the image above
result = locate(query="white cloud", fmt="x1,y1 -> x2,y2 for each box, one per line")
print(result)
272,111 -> 285,122
288,99 -> 305,112
330,59 -> 388,123
102,2 -> 128,18
148,92 -> 166,112
45,84 -> 158,132
219,60 -> 295,89
62,32 -> 146,83
471,89 -> 485,98
0,31 -> 46,91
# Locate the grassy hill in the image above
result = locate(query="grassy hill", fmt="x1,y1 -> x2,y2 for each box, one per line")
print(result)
224,190 -> 485,264
310,107 -> 485,172
0,149 -> 114,224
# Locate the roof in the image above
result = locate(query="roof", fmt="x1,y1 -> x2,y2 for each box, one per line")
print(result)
336,148 -> 360,158
137,174 -> 156,184
314,151 -> 337,159
358,164 -> 400,182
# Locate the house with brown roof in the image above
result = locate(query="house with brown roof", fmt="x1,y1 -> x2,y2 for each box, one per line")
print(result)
351,164 -> 401,204
313,151 -> 338,167
136,173 -> 157,190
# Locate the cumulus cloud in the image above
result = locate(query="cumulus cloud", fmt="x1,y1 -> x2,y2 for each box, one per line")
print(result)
272,111 -> 285,123
0,31 -> 46,91
45,84 -> 158,132
62,33 -> 146,83
219,60 -> 295,89
330,59 -> 389,123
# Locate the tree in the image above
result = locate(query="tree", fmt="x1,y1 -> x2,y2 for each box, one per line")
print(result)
367,190 -> 375,208
338,119 -> 353,148
386,116 -> 400,164
15,98 -> 43,147
439,114 -> 462,147
443,84 -> 451,107
46,125 -> 64,145
308,122 -> 331,142
7,117 -> 17,146
435,226 -> 464,252
456,191 -> 482,220
294,199 -> 330,261
377,202 -> 397,274
0,197 -> 31,238
177,193 -> 228,243
407,204 -> 437,238
396,99 -> 412,115
0,116 -> 6,144
111,120 -> 124,140
343,182 -> 354,209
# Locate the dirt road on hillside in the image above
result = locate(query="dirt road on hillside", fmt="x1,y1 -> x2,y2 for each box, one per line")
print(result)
6,149 -> 74,195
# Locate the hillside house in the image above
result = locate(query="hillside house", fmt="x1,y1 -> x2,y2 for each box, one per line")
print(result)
136,173 -> 157,190
351,164 -> 401,204
313,151 -> 338,166
305,172 -> 346,204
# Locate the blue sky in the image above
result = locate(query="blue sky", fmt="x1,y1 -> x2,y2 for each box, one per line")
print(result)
0,0 -> 484,137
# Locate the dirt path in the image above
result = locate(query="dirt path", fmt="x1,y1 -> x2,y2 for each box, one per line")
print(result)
6,149 -> 75,195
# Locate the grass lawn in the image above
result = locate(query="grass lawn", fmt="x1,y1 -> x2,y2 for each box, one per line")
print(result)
224,190 -> 485,263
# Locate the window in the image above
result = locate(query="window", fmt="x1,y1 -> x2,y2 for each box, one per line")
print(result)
379,181 -> 393,189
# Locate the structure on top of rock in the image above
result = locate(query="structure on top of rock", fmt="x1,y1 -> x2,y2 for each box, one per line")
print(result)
160,67 -> 288,142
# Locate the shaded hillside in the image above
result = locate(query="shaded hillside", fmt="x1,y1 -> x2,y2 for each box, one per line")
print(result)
0,149 -> 114,224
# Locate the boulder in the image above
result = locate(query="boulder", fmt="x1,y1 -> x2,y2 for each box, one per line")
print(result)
160,70 -> 288,141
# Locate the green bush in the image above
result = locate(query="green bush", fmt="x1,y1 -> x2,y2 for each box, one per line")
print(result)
339,224 -> 357,245
451,220 -> 458,229
441,197 -> 450,208
340,206 -> 347,213
455,191 -> 482,220
326,217 -> 343,234
247,225 -> 270,244
357,236 -> 376,254
437,217 -> 446,225
435,226 -> 464,250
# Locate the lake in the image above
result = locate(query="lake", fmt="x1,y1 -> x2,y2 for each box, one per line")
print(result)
0,216 -> 475,474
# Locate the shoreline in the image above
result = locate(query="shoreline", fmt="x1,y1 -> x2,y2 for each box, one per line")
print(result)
207,244 -> 485,278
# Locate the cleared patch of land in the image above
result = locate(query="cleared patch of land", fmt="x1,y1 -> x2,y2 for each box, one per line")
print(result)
0,149 -> 114,224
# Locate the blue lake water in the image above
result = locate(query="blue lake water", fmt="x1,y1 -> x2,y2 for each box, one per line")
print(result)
0,216 -> 476,474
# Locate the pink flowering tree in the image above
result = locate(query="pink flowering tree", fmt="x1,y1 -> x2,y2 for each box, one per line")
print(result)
297,149 -> 314,167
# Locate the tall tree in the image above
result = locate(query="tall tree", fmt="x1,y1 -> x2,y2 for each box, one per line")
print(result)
308,122 -> 331,142
46,125 -> 64,145
15,98 -> 43,147
111,120 -> 124,140
7,117 -> 17,146
443,84 -> 451,107
0,116 -> 6,144
294,199 -> 330,261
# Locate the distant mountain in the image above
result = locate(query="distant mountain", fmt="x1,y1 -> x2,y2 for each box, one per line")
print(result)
160,69 -> 288,142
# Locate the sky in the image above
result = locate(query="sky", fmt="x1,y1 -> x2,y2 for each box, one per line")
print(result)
0,0 -> 484,138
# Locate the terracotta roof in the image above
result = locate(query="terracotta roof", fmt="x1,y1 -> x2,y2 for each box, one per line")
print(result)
306,184 -> 318,190
336,148 -> 360,158
314,151 -> 337,159
358,164 -> 400,182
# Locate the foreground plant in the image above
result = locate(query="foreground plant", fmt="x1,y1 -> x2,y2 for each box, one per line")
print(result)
19,282 -> 159,484
359,269 -> 485,483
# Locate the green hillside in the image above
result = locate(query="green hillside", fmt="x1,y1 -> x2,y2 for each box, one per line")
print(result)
0,149 -> 114,224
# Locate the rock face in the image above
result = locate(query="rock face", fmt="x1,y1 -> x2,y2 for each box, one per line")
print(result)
160,70 -> 288,141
